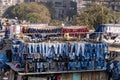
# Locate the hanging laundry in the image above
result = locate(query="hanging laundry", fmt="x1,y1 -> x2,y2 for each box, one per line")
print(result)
12,41 -> 109,72
69,43 -> 77,60
25,27 -> 62,39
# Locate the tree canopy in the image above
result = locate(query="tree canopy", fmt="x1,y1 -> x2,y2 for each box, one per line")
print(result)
49,19 -> 64,26
71,4 -> 120,29
3,2 -> 51,23
3,3 -> 120,26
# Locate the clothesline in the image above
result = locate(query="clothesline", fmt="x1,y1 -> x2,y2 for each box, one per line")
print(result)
13,32 -> 120,35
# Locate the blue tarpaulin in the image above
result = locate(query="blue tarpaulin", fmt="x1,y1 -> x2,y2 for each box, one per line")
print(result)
90,24 -> 103,39
0,54 -> 8,68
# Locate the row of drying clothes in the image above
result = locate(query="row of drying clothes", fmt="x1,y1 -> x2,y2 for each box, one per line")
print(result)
24,27 -> 89,39
26,28 -> 62,33
11,40 -> 26,65
11,42 -> 108,71
28,60 -> 106,72
25,28 -> 62,39
26,42 -> 108,71
25,27 -> 89,33
27,42 -> 108,61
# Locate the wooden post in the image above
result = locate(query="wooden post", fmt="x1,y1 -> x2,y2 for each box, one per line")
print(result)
17,75 -> 22,80
8,69 -> 15,80
87,33 -> 89,39
25,44 -> 28,73
24,53 -> 28,73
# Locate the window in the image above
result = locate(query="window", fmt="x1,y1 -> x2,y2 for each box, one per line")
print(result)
55,2 -> 62,7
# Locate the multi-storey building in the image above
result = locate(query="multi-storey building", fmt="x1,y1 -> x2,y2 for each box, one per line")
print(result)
51,0 -> 78,19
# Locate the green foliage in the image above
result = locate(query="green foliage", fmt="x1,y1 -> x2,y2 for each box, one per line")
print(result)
26,13 -> 40,23
49,19 -> 63,26
111,11 -> 120,23
71,4 -> 119,29
4,2 -> 51,23
12,3 -> 30,19
26,13 -> 50,23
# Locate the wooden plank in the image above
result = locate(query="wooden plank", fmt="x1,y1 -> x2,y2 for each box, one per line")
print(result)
57,74 -> 62,80
82,72 -> 88,80
28,77 -> 47,80
91,72 -> 99,80
82,72 -> 92,80
62,73 -> 73,80
73,73 -> 81,80
88,72 -> 92,80
17,75 -> 22,80
100,72 -> 107,80
8,69 -> 15,80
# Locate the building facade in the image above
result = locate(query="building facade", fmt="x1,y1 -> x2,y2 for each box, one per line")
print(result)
52,0 -> 78,20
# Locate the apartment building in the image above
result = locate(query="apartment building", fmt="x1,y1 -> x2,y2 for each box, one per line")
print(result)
51,0 -> 78,19
52,0 -> 69,19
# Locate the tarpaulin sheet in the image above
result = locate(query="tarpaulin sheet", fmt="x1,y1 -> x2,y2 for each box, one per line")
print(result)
0,54 -> 8,68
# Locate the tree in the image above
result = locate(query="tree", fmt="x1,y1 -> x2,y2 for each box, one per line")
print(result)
71,4 -> 118,29
12,3 -> 30,20
26,13 -> 50,23
49,19 -> 63,26
111,11 -> 120,24
3,2 -> 51,23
